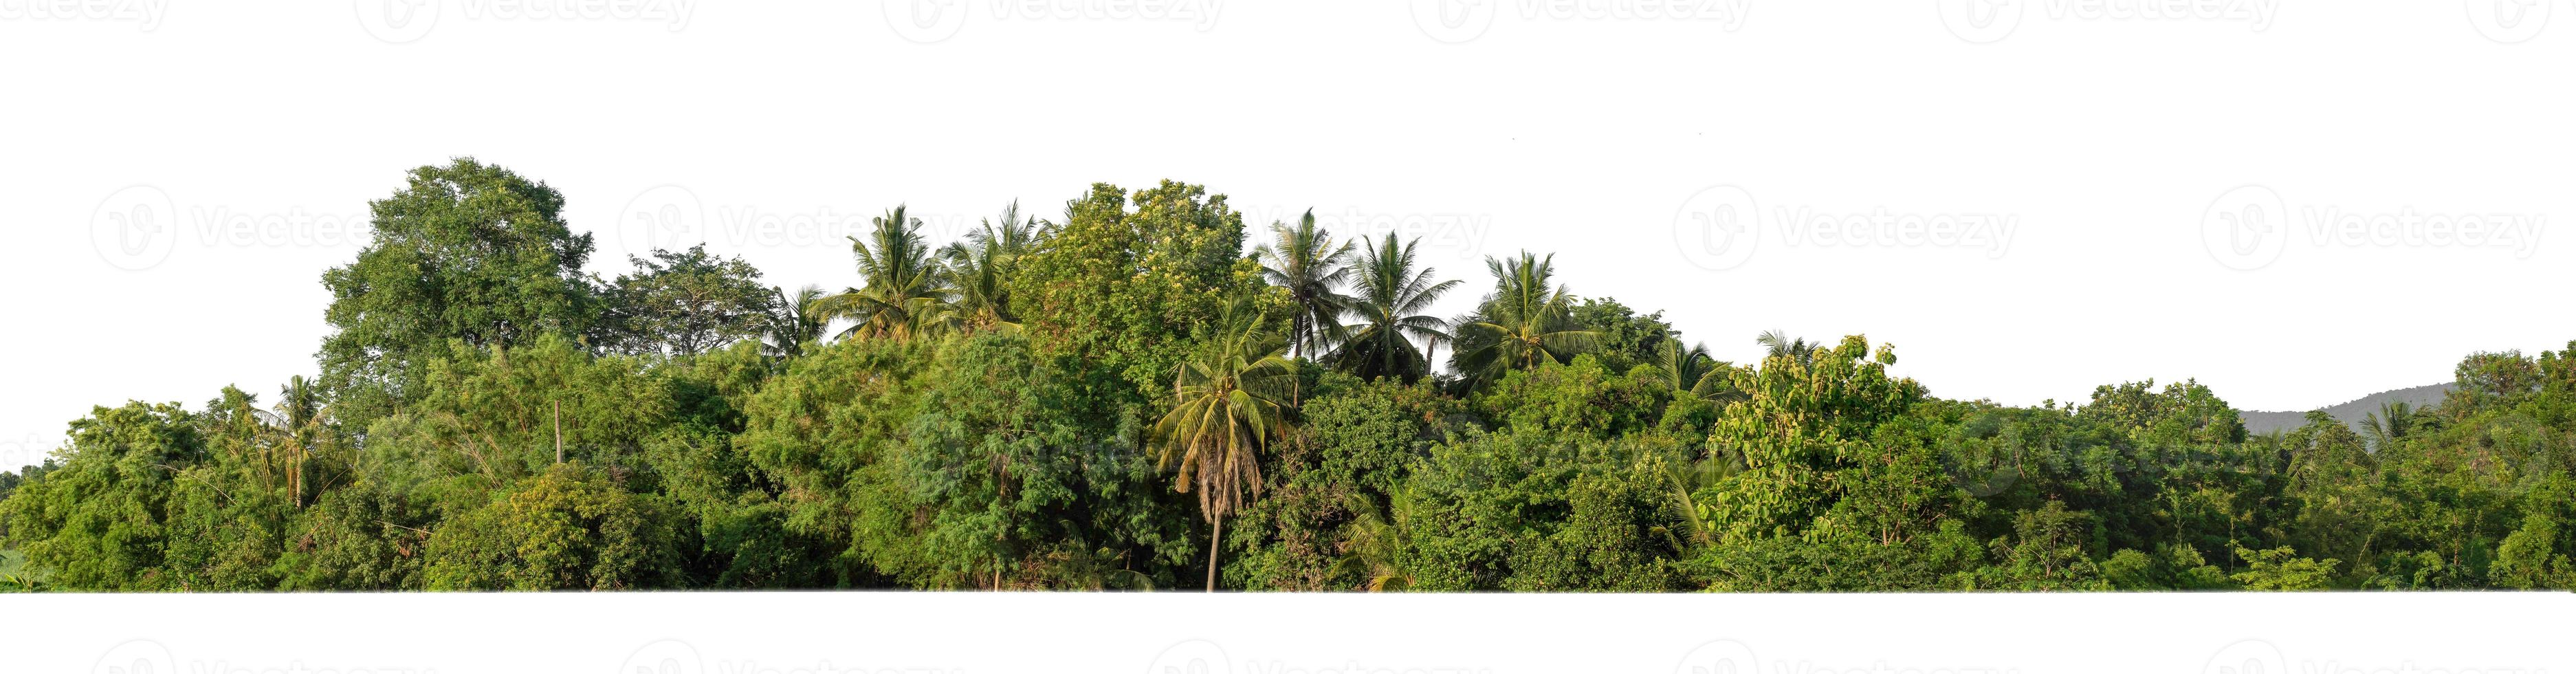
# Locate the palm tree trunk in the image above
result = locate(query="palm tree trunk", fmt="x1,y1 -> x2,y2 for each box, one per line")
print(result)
1205,515 -> 1223,592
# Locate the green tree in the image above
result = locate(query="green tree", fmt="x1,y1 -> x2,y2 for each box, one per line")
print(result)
1255,209 -> 1356,358
598,245 -> 775,356
815,206 -> 954,342
319,158 -> 599,426
1326,233 -> 1460,383
1152,300 -> 1299,591
760,284 -> 830,359
1450,252 -> 1597,391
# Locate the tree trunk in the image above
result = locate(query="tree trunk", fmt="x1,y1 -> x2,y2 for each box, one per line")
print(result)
553,400 -> 564,464
1205,515 -> 1223,592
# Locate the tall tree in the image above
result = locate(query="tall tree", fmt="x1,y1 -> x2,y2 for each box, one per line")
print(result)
318,158 -> 599,425
1152,298 -> 1299,591
814,206 -> 954,342
598,245 -> 775,356
1326,233 -> 1460,383
1255,209 -> 1356,358
1449,252 -> 1596,391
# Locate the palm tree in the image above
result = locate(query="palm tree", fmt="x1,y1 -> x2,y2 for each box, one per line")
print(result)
1655,340 -> 1730,401
2363,400 -> 2414,450
813,206 -> 954,341
1326,233 -> 1460,383
1332,488 -> 1418,591
1150,297 -> 1299,591
1255,209 -> 1356,358
1756,329 -> 1819,367
937,202 -> 1045,332
1449,251 -> 1597,390
762,284 -> 829,358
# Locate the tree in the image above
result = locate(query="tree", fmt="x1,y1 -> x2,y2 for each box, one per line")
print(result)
1449,252 -> 1596,390
1655,340 -> 1729,402
597,245 -> 775,356
1755,329 -> 1819,367
319,158 -> 599,426
1152,298 -> 1299,591
1256,209 -> 1356,358
814,206 -> 954,342
1326,233 -> 1460,383
760,284 -> 830,359
938,204 -> 1045,333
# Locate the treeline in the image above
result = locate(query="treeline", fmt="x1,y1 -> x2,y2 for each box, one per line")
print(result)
3,158 -> 2573,591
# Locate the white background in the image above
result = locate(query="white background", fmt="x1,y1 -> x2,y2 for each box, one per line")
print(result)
3,1 -> 2574,467
7,592 -> 2572,673
3,0 -> 2574,667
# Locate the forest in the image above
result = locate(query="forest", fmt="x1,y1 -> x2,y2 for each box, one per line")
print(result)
3,157 -> 2573,591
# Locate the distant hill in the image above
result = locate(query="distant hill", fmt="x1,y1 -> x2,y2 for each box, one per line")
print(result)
2239,383 -> 2453,436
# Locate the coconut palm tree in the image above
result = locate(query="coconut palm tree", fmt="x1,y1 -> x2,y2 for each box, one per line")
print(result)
1151,297 -> 1299,591
1656,340 -> 1731,401
814,206 -> 954,341
762,284 -> 829,358
1332,487 -> 1418,591
1449,251 -> 1596,390
1326,233 -> 1460,383
1756,329 -> 1819,367
1255,209 -> 1356,358
938,205 -> 1044,334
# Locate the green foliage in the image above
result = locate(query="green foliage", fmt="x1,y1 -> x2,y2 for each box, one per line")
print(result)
12,166 -> 2576,593
597,245 -> 775,356
319,158 -> 599,427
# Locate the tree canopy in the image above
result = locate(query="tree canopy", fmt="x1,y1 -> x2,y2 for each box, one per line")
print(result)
7,159 -> 2574,593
